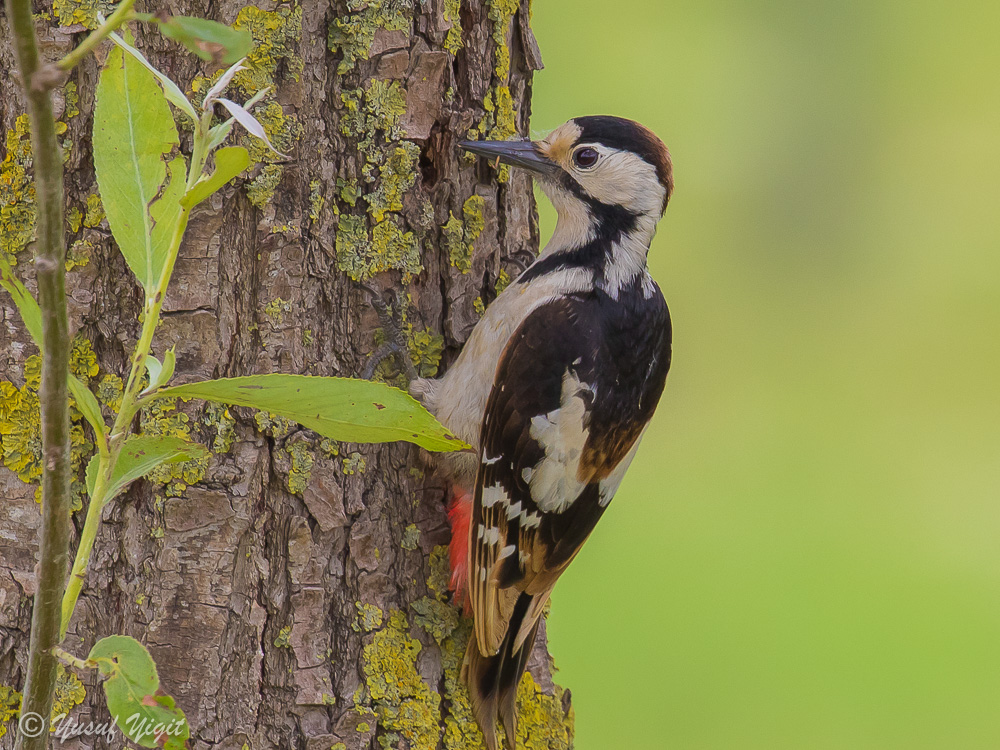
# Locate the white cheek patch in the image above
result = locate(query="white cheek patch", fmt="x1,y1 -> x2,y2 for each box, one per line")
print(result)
522,369 -> 594,513
577,151 -> 666,217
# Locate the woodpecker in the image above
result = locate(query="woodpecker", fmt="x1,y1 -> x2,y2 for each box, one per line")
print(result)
411,116 -> 673,749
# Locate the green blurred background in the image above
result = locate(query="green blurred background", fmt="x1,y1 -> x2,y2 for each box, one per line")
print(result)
529,1 -> 1000,747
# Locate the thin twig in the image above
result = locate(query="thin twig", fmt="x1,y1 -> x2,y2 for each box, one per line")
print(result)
4,0 -> 72,745
55,0 -> 137,74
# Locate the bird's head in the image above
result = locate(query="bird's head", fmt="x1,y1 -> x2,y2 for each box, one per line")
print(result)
461,116 -> 672,248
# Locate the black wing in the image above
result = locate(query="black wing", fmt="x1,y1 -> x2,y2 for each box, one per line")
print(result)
469,287 -> 671,656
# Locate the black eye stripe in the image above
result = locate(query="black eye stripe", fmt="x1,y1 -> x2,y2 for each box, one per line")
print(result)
573,147 -> 600,168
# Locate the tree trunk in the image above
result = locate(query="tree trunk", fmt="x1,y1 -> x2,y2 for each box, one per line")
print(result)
0,1 -> 573,748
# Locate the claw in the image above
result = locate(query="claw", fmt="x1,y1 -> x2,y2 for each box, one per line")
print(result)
358,285 -> 418,383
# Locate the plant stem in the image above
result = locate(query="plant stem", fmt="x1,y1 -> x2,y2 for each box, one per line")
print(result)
56,0 -> 137,73
5,0 -> 71,746
58,110 -> 208,633
51,646 -> 93,671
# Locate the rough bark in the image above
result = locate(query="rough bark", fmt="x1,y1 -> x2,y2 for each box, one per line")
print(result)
0,1 -> 573,748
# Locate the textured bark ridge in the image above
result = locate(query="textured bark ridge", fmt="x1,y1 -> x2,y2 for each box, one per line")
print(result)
0,1 -> 573,748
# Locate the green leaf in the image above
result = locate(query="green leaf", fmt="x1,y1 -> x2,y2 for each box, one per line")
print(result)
145,15 -> 252,64
69,375 -> 107,441
2,258 -> 107,441
157,375 -> 470,452
88,636 -> 189,749
87,435 -> 207,502
94,41 -> 188,292
181,146 -> 251,208
0,254 -> 42,345
107,30 -> 198,124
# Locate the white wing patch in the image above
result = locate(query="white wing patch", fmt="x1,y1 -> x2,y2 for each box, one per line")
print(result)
522,369 -> 593,513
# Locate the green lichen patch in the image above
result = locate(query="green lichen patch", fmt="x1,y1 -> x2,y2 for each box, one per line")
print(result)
441,213 -> 465,272
308,179 -> 325,222
69,337 -> 99,385
473,88 -> 519,182
254,410 -> 293,439
0,685 -> 21,739
1,115 -> 36,266
514,673 -> 574,750
228,6 -> 303,207
203,402 -> 236,453
401,523 -> 421,550
84,193 -> 104,227
342,451 -> 366,475
327,0 -> 413,74
361,609 -> 441,748
338,177 -> 361,207
411,596 -> 458,644
274,625 -> 292,647
340,81 -> 408,179
139,399 -> 208,497
440,620 -> 487,750
2,339 -> 95,509
97,373 -> 124,412
427,545 -> 451,602
64,82 -> 80,119
66,240 -> 93,272
264,296 -> 291,325
487,0 -> 519,82
52,0 -> 113,29
366,142 -> 420,222
67,207 -> 83,233
442,195 -> 486,273
234,4 -> 304,93
354,601 -> 385,632
284,439 -> 314,494
335,214 -> 421,282
242,102 -> 303,208
52,664 -> 86,718
443,0 -> 463,54
495,268 -> 512,295
406,326 -> 444,378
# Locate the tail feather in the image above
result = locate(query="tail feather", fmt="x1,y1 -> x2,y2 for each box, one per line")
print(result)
464,593 -> 539,750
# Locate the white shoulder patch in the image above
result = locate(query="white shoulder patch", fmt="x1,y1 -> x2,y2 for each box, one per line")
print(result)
522,369 -> 593,513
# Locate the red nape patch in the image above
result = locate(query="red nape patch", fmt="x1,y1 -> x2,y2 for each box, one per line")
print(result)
448,486 -> 473,612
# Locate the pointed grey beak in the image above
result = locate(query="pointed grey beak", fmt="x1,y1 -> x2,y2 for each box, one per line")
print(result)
459,139 -> 561,177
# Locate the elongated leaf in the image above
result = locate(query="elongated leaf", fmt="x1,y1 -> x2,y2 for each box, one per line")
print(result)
94,43 -> 188,292
107,30 -> 198,124
88,636 -> 189,750
157,375 -> 469,452
2,259 -> 106,439
217,98 -> 289,157
69,375 -> 107,440
0,255 -> 42,344
205,88 -> 270,151
85,435 -> 207,501
201,59 -> 246,108
181,146 -> 250,208
143,15 -> 252,64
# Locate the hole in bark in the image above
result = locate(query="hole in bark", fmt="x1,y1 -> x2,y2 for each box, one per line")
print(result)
419,128 -> 442,187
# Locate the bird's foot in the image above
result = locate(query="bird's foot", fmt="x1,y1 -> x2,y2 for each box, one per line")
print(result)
358,283 -> 418,383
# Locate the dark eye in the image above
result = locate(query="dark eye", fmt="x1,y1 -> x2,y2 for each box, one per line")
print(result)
573,147 -> 599,169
